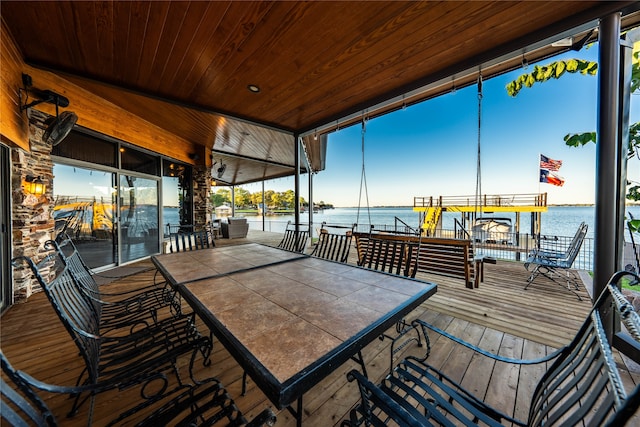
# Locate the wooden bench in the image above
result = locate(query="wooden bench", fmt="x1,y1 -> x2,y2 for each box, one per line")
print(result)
343,270 -> 640,426
354,232 -> 487,288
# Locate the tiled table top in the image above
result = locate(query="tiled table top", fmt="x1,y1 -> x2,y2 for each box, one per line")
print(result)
152,244 -> 437,411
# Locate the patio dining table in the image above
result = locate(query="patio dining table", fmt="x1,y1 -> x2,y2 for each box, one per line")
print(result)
152,243 -> 437,426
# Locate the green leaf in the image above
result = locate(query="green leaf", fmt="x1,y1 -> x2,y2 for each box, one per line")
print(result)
566,59 -> 579,71
554,61 -> 566,78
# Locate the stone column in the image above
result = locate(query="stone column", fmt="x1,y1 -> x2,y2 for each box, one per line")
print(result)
11,110 -> 56,301
192,166 -> 212,231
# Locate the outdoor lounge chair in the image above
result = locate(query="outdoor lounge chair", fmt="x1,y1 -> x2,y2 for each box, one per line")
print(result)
310,222 -> 356,263
524,221 -> 588,300
277,220 -> 309,253
343,270 -> 640,426
0,352 -> 276,426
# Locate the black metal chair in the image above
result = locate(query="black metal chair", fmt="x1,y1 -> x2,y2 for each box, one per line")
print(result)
277,220 -> 309,253
524,222 -> 588,300
343,270 -> 640,427
11,251 -> 213,423
310,222 -> 356,263
1,351 -> 276,427
169,229 -> 215,253
52,236 -> 181,333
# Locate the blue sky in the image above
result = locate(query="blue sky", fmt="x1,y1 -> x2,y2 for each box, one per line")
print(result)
243,43 -> 640,207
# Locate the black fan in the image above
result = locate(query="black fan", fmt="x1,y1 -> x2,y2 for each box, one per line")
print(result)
43,110 -> 78,146
19,73 -> 78,146
216,163 -> 226,178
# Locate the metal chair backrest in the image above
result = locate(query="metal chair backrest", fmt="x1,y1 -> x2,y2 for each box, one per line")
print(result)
527,271 -> 639,426
310,222 -> 355,263
169,229 -> 213,253
52,235 -> 104,315
359,232 -> 420,278
277,221 -> 310,253
1,352 -> 57,427
11,252 -> 102,385
561,222 -> 588,266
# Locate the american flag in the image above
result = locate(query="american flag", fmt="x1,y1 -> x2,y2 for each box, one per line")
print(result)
540,154 -> 562,171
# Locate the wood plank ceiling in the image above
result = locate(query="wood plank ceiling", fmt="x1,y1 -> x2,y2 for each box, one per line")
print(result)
2,1 -> 639,185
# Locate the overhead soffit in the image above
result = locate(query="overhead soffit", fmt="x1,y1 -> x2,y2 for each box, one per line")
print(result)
2,1 -> 639,185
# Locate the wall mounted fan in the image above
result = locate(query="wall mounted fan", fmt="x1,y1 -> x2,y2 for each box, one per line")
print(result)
19,73 -> 78,146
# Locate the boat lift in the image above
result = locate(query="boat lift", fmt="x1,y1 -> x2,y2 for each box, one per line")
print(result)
413,193 -> 548,240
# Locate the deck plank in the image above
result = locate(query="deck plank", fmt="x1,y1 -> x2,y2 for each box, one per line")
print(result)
1,230 -> 637,426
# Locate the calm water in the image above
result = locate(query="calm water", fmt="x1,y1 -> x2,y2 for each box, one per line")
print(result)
164,205 -> 640,241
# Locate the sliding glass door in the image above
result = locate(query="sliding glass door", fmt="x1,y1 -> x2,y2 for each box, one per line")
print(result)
119,175 -> 159,263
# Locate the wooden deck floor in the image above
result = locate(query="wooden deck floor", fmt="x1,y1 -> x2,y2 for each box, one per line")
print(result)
2,230 -> 638,426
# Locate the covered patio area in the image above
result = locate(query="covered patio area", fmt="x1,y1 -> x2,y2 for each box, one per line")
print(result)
2,1 -> 640,425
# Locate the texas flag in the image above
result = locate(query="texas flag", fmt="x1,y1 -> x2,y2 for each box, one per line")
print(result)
540,169 -> 565,186
539,154 -> 564,186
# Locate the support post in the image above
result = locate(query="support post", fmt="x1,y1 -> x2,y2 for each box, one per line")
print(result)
262,180 -> 266,231
309,171 -> 314,246
294,135 -> 300,238
593,13 -> 621,301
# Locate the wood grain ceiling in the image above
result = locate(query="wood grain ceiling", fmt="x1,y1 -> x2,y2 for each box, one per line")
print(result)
2,1 -> 639,185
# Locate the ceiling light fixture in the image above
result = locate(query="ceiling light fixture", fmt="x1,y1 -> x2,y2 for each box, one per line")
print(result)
247,84 -> 261,93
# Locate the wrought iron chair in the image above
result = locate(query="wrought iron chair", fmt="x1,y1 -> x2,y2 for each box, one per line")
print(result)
1,352 -> 276,426
343,270 -> 640,426
169,228 -> 214,253
310,222 -> 356,263
277,220 -> 310,253
11,252 -> 213,423
524,221 -> 588,300
52,236 -> 182,333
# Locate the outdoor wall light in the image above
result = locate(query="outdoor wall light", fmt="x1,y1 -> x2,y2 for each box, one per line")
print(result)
24,175 -> 46,196
19,73 -> 78,146
247,84 -> 260,93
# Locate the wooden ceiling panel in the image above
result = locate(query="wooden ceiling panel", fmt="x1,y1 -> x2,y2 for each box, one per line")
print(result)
2,1 -> 638,185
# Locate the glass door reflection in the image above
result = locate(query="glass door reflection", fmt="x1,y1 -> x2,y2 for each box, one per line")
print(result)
119,175 -> 159,263
53,164 -> 116,269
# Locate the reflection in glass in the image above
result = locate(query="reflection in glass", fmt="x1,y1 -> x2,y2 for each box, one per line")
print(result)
120,175 -> 159,262
53,164 -> 116,268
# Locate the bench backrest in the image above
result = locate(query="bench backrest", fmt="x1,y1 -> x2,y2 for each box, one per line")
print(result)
357,232 -> 420,278
278,221 -> 310,253
355,232 -> 475,285
311,222 -> 355,263
169,229 -> 213,253
12,251 -> 101,384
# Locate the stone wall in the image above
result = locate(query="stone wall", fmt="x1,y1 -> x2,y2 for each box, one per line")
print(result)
10,109 -> 55,302
193,166 -> 212,230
